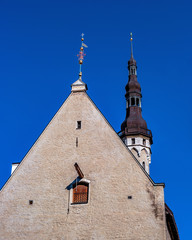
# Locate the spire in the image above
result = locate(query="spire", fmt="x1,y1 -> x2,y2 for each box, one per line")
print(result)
71,34 -> 88,93
128,33 -> 137,77
120,34 -> 152,143
77,33 -> 88,81
130,32 -> 133,59
119,34 -> 153,174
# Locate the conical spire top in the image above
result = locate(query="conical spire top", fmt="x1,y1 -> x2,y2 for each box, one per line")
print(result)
128,32 -> 137,73
120,33 -> 152,144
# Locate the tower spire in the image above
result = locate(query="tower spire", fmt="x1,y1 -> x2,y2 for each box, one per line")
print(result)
77,33 -> 88,80
119,34 -> 153,174
130,32 -> 133,58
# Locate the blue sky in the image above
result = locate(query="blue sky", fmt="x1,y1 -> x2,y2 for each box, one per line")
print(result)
0,0 -> 192,238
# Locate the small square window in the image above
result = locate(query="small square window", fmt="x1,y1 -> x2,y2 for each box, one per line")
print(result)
76,121 -> 81,129
29,200 -> 33,205
132,138 -> 135,144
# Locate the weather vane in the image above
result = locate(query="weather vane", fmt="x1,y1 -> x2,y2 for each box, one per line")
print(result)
77,33 -> 88,80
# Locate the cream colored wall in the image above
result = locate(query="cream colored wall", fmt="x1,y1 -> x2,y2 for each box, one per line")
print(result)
0,91 -> 166,240
131,148 -> 139,158
130,145 -> 150,173
140,148 -> 149,173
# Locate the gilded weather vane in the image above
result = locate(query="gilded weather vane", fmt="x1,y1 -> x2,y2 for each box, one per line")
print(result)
77,33 -> 88,80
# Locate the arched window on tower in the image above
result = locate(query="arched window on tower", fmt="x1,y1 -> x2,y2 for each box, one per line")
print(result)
73,182 -> 89,204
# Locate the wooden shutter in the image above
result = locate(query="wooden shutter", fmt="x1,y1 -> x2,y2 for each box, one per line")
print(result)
73,183 -> 88,204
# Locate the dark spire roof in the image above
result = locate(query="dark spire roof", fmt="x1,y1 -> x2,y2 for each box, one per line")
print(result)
129,33 -> 136,66
120,34 -> 152,143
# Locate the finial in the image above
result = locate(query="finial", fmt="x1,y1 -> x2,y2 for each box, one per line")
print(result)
130,32 -> 133,58
77,33 -> 88,80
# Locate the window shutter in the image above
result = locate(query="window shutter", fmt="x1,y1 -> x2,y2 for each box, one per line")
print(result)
73,183 -> 88,204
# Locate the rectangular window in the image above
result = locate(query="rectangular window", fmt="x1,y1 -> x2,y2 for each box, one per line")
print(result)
76,121 -> 81,129
132,138 -> 135,144
73,183 -> 88,204
131,98 -> 135,106
143,139 -> 146,145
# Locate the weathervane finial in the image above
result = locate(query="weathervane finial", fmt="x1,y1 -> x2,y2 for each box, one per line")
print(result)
77,33 -> 88,80
130,32 -> 133,58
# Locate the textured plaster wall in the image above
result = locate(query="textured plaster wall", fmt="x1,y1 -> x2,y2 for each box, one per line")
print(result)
130,145 -> 150,174
0,91 -> 166,240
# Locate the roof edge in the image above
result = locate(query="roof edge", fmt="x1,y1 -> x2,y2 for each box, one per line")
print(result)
0,92 -> 72,192
85,93 -> 165,188
165,203 -> 180,240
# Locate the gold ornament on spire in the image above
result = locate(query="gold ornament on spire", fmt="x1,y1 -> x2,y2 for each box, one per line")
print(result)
130,32 -> 133,41
77,33 -> 88,80
130,32 -> 133,58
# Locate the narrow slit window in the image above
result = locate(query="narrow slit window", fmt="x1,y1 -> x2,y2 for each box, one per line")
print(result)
76,137 -> 78,147
142,161 -> 145,169
77,121 -> 81,129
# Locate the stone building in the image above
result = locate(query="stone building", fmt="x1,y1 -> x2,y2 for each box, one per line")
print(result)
0,37 -> 179,240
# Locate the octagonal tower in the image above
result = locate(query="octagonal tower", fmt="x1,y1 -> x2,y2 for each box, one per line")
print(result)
120,34 -> 152,174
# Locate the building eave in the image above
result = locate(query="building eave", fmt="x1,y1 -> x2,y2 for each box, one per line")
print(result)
165,203 -> 180,240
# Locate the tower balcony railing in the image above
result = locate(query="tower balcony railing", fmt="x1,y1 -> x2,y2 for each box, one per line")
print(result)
118,127 -> 152,138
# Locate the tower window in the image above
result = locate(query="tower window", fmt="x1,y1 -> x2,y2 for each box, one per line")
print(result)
132,138 -> 135,144
76,121 -> 81,129
143,139 -> 146,145
130,68 -> 136,75
73,182 -> 89,204
136,98 -> 140,106
131,98 -> 135,106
